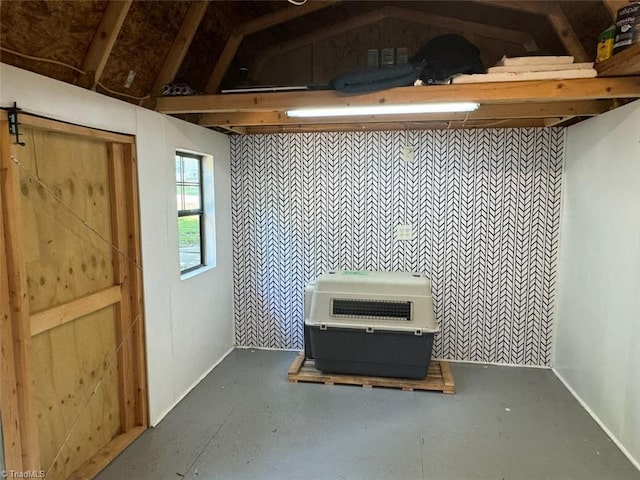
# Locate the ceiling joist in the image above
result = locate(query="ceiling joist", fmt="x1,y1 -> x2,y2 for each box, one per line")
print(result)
78,0 -> 132,90
197,100 -> 614,128
156,77 -> 640,115
151,1 -> 209,97
205,0 -> 340,93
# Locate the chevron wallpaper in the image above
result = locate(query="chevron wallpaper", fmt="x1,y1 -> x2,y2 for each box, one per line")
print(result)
230,128 -> 564,366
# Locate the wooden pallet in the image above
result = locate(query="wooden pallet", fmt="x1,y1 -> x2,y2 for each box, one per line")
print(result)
287,353 -> 455,394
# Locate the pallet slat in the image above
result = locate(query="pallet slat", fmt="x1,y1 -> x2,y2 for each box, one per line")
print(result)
288,353 -> 455,394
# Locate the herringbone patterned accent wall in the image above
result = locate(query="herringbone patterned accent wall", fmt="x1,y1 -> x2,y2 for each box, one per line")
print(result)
230,128 -> 564,366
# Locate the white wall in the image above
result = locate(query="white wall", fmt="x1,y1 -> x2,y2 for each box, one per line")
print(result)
0,64 -> 234,426
556,99 -> 640,468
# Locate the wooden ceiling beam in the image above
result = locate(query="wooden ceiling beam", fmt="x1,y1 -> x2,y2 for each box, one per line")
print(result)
204,31 -> 244,95
151,1 -> 209,97
546,4 -> 590,62
198,100 -> 613,127
79,0 -> 132,90
156,77 -> 640,114
205,1 -> 339,93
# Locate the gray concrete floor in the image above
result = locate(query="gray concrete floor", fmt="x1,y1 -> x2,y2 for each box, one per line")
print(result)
97,349 -> 640,480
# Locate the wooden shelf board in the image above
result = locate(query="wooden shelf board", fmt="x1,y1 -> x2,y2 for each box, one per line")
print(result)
155,76 -> 640,133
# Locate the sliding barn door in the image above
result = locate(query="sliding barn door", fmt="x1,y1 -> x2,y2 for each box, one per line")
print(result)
0,114 -> 147,479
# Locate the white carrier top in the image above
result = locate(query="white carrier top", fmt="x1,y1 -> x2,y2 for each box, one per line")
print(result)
304,270 -> 439,334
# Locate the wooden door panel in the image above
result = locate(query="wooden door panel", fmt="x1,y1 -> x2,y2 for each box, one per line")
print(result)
32,306 -> 120,480
0,113 -> 147,479
19,127 -> 115,313
15,126 -> 122,480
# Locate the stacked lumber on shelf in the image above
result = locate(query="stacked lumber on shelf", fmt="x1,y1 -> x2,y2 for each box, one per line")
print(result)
453,56 -> 597,84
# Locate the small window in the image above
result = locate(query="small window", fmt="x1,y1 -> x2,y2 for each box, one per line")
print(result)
176,152 -> 204,273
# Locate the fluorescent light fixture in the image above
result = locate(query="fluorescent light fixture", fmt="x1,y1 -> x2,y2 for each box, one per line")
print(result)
286,102 -> 480,118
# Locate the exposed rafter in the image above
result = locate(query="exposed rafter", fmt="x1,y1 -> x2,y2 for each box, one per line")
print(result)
546,4 -> 589,62
78,0 -> 132,90
205,31 -> 244,95
204,0 -> 340,93
151,1 -> 209,97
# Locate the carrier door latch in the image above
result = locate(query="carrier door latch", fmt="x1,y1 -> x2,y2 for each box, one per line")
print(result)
414,329 -> 423,336
365,326 -> 374,333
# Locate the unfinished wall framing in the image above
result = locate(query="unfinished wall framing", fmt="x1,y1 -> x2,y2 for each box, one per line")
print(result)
0,113 -> 147,479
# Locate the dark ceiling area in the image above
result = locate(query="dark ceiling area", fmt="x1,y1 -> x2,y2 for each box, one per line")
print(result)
1,0 -> 637,133
1,1 -> 615,96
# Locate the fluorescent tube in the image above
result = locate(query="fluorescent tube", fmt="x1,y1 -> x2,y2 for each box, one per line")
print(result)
286,102 -> 480,118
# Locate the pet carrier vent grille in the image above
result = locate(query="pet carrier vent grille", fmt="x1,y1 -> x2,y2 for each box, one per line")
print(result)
331,299 -> 412,321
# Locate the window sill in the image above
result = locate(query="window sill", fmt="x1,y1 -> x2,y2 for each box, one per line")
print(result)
180,264 -> 216,282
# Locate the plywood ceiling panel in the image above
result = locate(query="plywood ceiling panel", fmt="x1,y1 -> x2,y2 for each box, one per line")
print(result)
100,1 -> 190,99
0,0 -> 107,83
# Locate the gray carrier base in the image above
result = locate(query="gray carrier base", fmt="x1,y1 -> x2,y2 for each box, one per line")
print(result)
304,271 -> 439,380
305,325 -> 435,379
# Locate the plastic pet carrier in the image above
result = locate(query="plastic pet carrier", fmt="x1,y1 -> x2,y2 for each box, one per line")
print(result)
304,271 -> 439,379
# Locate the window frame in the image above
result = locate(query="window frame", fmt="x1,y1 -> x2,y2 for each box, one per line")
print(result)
176,151 -> 205,274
